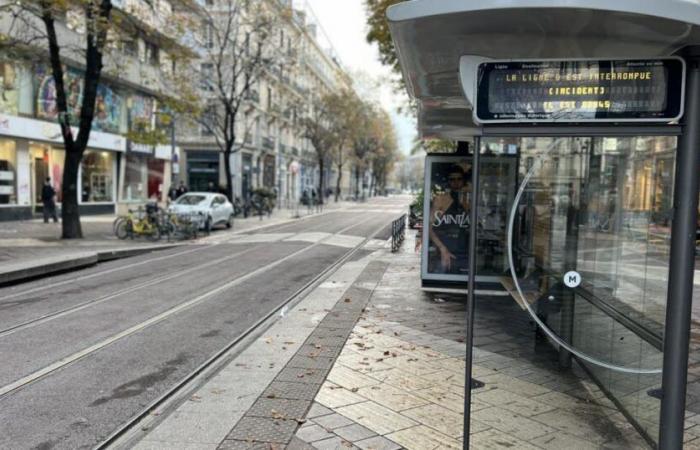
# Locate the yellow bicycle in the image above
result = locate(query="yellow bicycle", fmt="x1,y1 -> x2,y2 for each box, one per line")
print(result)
115,209 -> 161,241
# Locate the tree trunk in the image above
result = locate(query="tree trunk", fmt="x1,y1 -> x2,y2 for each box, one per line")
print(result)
318,157 -> 324,206
224,143 -> 234,201
334,162 -> 342,202
354,166 -> 360,199
61,147 -> 83,238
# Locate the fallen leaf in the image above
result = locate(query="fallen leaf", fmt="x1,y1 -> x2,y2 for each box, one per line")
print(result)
383,351 -> 390,356
297,374 -> 305,379
344,298 -> 352,303
284,341 -> 295,345
266,394 -> 277,399
394,332 -> 400,336
264,337 -> 273,344
350,388 -> 359,393
376,358 -> 384,362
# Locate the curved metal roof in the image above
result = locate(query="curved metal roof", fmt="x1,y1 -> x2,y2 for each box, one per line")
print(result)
387,0 -> 700,138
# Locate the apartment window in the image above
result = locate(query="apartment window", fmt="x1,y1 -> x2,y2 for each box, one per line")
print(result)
121,38 -> 139,58
203,21 -> 214,48
145,42 -> 159,66
267,87 -> 272,110
245,33 -> 250,56
280,30 -> 284,47
201,63 -> 214,91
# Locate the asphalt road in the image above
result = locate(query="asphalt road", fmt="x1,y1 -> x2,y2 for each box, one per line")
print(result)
0,197 -> 408,450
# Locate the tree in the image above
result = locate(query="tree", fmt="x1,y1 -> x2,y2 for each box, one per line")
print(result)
5,1 -> 114,238
195,0 -> 291,202
300,93 -> 337,206
6,1 -> 194,238
350,101 -> 379,200
325,88 -> 362,202
369,109 -> 399,196
365,0 -> 404,80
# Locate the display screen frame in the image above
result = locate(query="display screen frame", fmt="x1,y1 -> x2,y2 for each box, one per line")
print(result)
474,57 -> 686,124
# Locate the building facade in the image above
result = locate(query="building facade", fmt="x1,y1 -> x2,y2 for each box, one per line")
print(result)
0,0 -> 191,220
177,0 -> 353,206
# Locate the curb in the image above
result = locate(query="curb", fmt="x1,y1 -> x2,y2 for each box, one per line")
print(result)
0,244 -> 183,286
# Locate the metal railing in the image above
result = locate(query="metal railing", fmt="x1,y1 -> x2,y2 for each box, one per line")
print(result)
391,214 -> 407,253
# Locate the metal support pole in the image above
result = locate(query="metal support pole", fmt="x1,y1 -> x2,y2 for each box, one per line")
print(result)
659,52 -> 700,449
463,138 -> 481,448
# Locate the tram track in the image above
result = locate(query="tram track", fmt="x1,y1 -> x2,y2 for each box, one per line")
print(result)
0,214 -> 378,399
0,209 -> 343,303
97,214 -> 392,450
0,211 -> 359,332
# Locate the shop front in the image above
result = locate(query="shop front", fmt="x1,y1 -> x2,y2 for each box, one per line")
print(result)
118,143 -> 171,212
0,114 -> 126,221
388,1 -> 700,448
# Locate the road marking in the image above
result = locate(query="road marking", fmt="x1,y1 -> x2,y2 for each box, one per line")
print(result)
0,246 -> 261,338
0,215 -> 375,398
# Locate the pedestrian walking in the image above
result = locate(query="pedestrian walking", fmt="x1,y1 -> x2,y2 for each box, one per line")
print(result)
167,184 -> 178,202
176,180 -> 188,198
41,178 -> 58,223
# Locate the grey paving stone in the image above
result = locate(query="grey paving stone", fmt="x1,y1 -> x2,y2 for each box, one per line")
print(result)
311,436 -> 358,450
333,424 -> 377,442
276,367 -> 329,385
306,336 -> 352,348
225,417 -> 298,444
298,344 -> 344,359
312,413 -> 354,430
217,440 -> 271,450
247,397 -> 310,419
288,355 -> 337,370
295,424 -> 335,443
306,403 -> 334,419
287,436 -> 317,450
354,435 -> 402,450
263,381 -> 321,401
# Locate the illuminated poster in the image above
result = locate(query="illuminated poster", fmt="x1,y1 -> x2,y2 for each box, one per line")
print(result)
475,58 -> 685,123
129,95 -> 154,131
0,62 -> 19,115
92,84 -> 122,133
421,154 -> 518,287
422,156 -> 472,280
36,66 -> 83,122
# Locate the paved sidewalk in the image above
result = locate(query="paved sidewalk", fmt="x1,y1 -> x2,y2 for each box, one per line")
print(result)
118,228 -> 655,450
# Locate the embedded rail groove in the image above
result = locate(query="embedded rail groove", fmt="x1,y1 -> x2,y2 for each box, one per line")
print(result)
96,217 -> 391,450
0,215 -> 375,399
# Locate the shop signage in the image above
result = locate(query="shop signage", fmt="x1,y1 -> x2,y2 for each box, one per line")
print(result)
475,58 -> 685,123
0,114 -> 126,152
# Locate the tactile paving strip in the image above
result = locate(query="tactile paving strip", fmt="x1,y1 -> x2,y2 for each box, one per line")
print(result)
217,261 -> 389,449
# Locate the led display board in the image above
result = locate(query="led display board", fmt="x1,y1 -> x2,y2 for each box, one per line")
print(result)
475,58 -> 685,123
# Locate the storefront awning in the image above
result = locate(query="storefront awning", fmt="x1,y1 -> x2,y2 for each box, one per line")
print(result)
387,0 -> 700,139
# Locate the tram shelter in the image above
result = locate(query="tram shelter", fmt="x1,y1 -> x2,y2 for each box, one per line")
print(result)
387,1 -> 700,448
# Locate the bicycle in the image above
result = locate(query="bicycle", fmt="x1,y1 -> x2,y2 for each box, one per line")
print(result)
115,208 -> 161,241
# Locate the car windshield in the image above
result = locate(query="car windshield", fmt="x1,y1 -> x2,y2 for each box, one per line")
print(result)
176,195 -> 207,205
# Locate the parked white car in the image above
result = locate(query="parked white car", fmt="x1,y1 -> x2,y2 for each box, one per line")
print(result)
169,192 -> 234,231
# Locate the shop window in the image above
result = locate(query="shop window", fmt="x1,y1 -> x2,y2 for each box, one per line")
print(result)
122,153 -> 149,202
0,139 -> 17,205
122,153 -> 164,202
81,151 -> 114,202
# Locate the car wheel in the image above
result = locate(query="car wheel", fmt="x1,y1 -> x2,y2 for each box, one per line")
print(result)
226,214 -> 233,229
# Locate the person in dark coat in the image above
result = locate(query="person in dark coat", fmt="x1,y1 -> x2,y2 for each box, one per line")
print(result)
42,177 -> 58,223
176,180 -> 188,198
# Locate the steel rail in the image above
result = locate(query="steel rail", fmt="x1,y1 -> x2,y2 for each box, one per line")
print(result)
95,215 -> 392,450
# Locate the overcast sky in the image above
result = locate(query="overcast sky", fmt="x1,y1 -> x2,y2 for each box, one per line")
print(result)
304,0 -> 417,154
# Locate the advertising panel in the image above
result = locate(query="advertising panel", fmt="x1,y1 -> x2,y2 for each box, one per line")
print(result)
421,154 -> 518,287
0,62 -> 19,115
